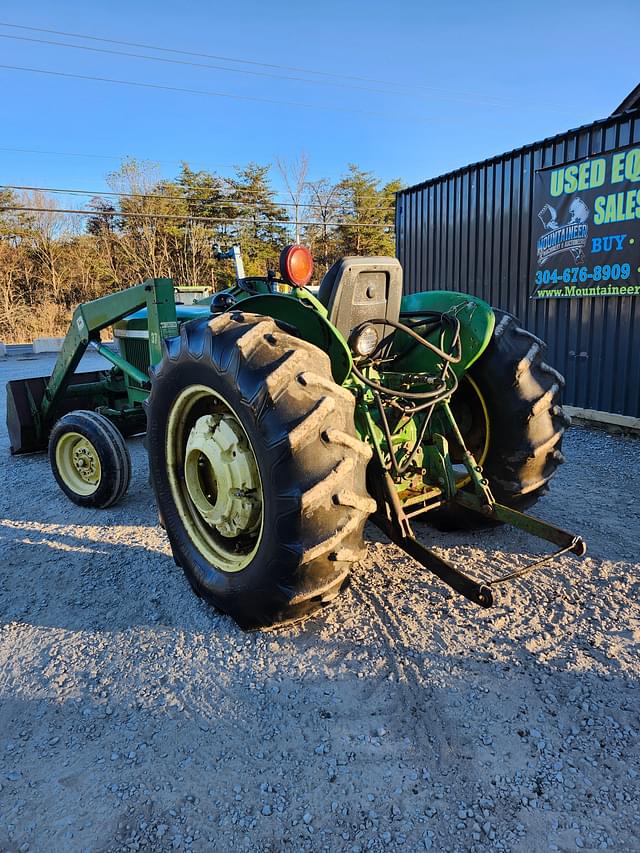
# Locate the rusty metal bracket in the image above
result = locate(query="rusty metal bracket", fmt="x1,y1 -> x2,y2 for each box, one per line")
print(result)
371,514 -> 494,608
367,463 -> 493,608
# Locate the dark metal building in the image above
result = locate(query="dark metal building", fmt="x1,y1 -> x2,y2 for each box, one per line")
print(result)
396,98 -> 640,421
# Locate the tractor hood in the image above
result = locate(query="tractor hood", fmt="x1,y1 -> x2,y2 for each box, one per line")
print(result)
113,304 -> 211,337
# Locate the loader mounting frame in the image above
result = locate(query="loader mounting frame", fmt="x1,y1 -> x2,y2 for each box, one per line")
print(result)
7,279 -> 177,454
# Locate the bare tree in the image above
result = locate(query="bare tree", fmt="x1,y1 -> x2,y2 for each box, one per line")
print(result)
276,153 -> 309,245
19,191 -> 69,303
304,178 -> 341,273
0,239 -> 21,326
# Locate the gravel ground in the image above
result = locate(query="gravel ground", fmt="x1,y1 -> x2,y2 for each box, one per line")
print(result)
0,352 -> 638,853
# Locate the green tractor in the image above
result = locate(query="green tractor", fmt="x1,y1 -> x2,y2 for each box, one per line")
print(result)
6,245 -> 585,628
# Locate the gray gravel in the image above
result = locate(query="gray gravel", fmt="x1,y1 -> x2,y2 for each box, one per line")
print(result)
0,352 -> 638,853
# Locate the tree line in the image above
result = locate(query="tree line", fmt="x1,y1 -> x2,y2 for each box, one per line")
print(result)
0,158 -> 400,341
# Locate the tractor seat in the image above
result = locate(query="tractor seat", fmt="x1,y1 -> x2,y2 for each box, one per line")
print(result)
316,256 -> 403,342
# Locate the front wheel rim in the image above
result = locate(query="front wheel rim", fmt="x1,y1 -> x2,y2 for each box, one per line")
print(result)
166,385 -> 264,573
55,431 -> 102,496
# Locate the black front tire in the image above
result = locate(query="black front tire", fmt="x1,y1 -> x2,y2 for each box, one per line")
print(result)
146,311 -> 375,629
49,410 -> 132,508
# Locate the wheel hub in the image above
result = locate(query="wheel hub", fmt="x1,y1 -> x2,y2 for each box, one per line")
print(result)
72,441 -> 99,483
55,431 -> 101,495
184,414 -> 262,538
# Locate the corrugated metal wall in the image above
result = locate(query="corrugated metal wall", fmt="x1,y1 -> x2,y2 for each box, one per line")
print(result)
396,110 -> 640,417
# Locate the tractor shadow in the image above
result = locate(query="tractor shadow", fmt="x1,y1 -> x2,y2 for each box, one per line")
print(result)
0,426 -> 182,632
0,606 -> 636,853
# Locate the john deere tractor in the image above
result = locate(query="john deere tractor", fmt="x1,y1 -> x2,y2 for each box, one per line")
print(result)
7,245 -> 585,628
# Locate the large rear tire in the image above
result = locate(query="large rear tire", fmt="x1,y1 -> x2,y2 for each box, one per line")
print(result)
432,309 -> 569,530
145,311 -> 375,629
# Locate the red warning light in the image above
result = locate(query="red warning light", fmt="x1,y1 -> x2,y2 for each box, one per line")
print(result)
279,245 -> 314,287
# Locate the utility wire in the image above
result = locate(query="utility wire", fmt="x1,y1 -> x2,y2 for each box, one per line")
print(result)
0,160 -> 300,197
0,183 -> 396,214
0,20 -> 564,110
0,33 -> 449,102
1,205 -> 395,229
0,144 -> 236,170
0,32 -> 547,110
0,21 -> 385,82
0,154 -> 392,202
0,162 -> 277,196
0,64 -> 440,124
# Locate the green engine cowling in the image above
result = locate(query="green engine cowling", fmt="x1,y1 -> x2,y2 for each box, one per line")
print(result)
232,287 -> 495,388
113,304 -> 211,403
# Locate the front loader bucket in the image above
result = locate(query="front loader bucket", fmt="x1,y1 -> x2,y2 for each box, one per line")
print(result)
7,375 -> 49,454
7,370 -> 108,454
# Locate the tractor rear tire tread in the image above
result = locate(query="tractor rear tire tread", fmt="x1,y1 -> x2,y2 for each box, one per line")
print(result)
146,311 -> 373,629
472,309 -> 568,504
430,309 -> 568,530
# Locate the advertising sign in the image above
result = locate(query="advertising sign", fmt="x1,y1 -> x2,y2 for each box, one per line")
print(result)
531,147 -> 640,299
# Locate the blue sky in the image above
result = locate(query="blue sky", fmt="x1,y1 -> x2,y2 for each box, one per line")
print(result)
0,0 -> 638,200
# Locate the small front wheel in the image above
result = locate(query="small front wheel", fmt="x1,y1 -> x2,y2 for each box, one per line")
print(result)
49,410 -> 132,508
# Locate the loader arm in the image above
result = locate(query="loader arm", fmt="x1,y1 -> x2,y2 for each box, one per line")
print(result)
7,279 -> 177,454
41,278 -> 177,422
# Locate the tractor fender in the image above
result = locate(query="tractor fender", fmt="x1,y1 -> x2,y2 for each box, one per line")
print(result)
231,293 -> 353,385
391,291 -> 496,378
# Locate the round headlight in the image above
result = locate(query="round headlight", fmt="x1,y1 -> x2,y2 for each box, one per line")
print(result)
350,324 -> 379,358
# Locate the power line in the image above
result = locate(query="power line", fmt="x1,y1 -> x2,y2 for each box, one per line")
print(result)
0,145 -> 236,170
1,205 -> 395,229
0,64 -> 439,124
0,21 -> 386,83
0,20 -> 564,111
0,32 -> 547,111
1,183 -> 294,206
0,150 -> 305,198
0,183 -> 396,213
0,33 -> 438,102
0,152 -> 393,202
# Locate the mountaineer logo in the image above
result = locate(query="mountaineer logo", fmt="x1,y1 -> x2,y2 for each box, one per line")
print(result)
537,197 -> 590,265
